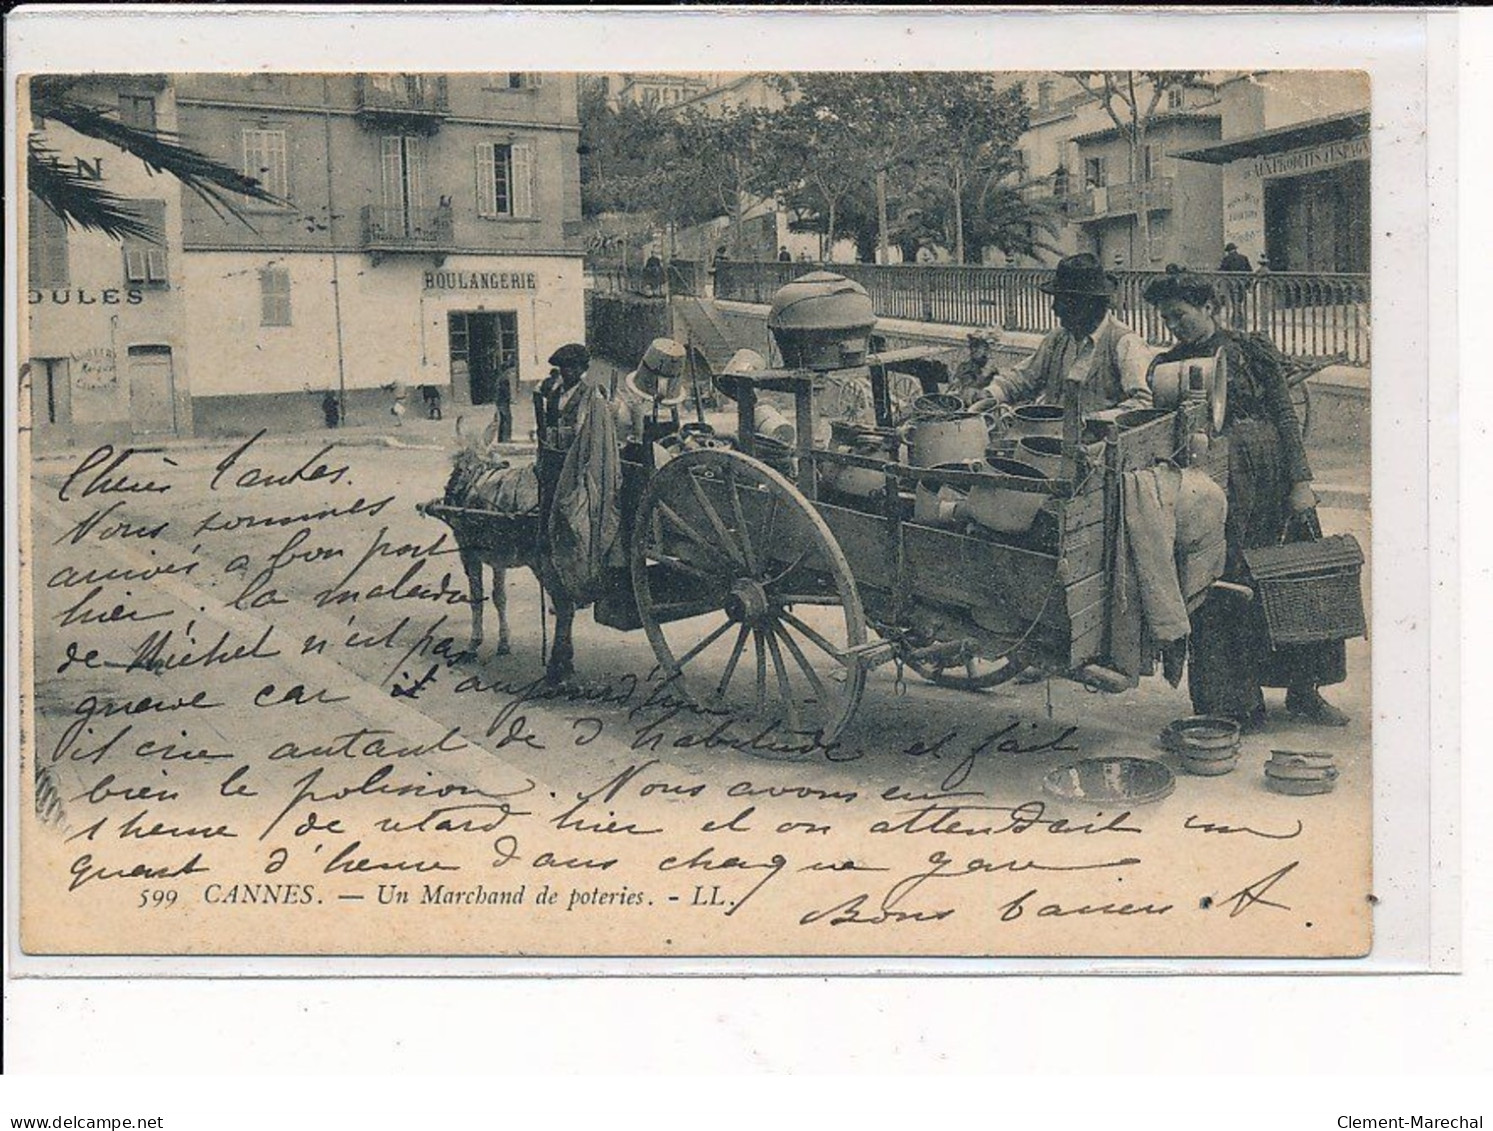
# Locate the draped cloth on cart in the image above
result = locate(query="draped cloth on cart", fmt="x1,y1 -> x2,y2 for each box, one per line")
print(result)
1110,463 -> 1228,679
547,382 -> 624,605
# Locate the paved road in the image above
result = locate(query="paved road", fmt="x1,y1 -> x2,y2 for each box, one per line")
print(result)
20,433 -> 1373,958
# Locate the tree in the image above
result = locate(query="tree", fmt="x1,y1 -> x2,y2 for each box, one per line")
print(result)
669,107 -> 767,256
782,73 -> 935,262
752,98 -> 864,256
1064,70 -> 1202,266
903,74 -> 1032,264
27,75 -> 277,242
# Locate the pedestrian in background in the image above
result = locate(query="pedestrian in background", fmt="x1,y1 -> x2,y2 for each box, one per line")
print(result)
1218,243 -> 1253,328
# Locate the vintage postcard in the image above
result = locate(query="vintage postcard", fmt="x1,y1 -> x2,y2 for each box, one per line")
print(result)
12,27 -> 1406,963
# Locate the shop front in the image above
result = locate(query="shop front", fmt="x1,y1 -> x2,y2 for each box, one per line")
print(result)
1175,111 -> 1370,274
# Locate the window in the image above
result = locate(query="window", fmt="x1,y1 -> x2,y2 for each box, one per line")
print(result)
1037,80 -> 1054,113
121,199 -> 168,287
475,141 -> 534,218
1167,85 -> 1185,110
260,266 -> 291,326
1084,156 -> 1108,188
241,127 -> 288,202
506,72 -> 542,90
119,94 -> 156,131
27,195 -> 69,289
1141,144 -> 1157,183
1052,166 -> 1071,197
381,134 -> 427,235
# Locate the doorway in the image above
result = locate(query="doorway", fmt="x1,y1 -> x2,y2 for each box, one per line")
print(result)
448,311 -> 518,405
32,357 -> 73,438
126,344 -> 178,436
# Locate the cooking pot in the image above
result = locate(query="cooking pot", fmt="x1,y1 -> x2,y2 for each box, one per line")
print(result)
754,403 -> 796,445
822,436 -> 892,498
910,392 -> 964,419
903,412 -> 988,468
1016,435 -> 1065,478
966,456 -> 1049,534
913,461 -> 980,528
1008,404 -> 1066,438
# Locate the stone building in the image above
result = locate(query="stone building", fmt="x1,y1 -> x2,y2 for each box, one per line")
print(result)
23,72 -> 586,447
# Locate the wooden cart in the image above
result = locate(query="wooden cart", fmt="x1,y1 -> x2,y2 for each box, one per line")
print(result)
427,354 -> 1226,743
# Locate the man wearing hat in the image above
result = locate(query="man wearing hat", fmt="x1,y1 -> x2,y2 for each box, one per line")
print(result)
537,342 -> 593,448
616,338 -> 687,442
949,331 -> 1003,404
1218,242 -> 1252,273
974,253 -> 1153,416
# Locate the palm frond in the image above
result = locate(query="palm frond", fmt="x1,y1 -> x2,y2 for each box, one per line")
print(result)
31,90 -> 280,228
27,140 -> 161,241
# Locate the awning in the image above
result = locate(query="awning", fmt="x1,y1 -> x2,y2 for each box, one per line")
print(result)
1172,110 -> 1370,165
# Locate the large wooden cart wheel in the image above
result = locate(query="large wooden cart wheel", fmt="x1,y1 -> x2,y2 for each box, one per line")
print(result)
904,651 -> 1027,692
632,448 -> 868,746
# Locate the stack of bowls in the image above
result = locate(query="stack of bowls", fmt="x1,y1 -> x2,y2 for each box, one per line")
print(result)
1161,716 -> 1242,776
1264,751 -> 1339,795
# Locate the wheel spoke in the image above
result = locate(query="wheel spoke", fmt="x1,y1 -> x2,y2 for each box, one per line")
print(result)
657,501 -> 733,568
686,470 -> 749,570
647,553 -> 723,586
773,592 -> 843,607
724,462 -> 759,576
753,628 -> 768,717
763,627 -> 801,732
673,616 -> 736,672
716,623 -> 752,700
771,620 -> 830,707
778,609 -> 845,662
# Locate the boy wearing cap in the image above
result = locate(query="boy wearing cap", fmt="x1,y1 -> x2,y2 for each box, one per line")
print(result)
950,331 -> 1002,404
975,253 -> 1153,417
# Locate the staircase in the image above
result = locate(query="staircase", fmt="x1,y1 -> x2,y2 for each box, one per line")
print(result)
671,297 -> 745,375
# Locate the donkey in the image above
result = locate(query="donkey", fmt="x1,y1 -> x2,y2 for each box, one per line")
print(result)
435,421 -> 579,683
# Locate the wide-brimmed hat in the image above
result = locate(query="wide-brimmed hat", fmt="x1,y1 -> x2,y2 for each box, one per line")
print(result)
625,338 -> 688,406
1039,253 -> 1117,298
548,343 -> 590,371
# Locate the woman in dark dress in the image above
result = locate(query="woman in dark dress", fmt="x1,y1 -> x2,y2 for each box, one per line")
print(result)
1142,270 -> 1349,732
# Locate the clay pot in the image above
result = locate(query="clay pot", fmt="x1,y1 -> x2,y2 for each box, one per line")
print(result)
966,456 -> 1049,535
911,392 -> 965,419
767,271 -> 876,371
1008,404 -> 1066,438
1016,436 -> 1065,478
904,412 -> 989,468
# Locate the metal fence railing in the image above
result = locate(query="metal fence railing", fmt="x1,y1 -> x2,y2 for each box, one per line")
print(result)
708,260 -> 1371,364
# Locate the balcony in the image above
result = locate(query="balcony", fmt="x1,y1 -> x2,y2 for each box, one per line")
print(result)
1069,177 -> 1176,222
361,205 -> 454,265
354,75 -> 450,132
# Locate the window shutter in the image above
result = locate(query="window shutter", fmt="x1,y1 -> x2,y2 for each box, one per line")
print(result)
28,196 -> 69,289
527,72 -> 544,88
404,136 -> 426,210
512,141 -> 534,218
475,143 -> 496,218
382,135 -> 405,210
124,249 -> 147,283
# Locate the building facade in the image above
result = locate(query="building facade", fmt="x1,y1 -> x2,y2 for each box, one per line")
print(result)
24,72 -> 585,449
25,75 -> 193,450
174,72 -> 585,434
1174,72 -> 1370,273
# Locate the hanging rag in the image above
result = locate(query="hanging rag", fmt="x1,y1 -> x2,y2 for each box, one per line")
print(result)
1110,463 -> 1228,679
547,381 -> 623,606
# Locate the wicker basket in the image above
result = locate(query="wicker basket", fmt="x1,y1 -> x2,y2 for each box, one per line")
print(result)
1243,534 -> 1366,646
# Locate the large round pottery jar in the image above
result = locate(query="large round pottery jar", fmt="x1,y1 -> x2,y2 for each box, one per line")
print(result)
1016,435 -> 1065,478
1008,404 -> 1066,438
905,412 -> 988,468
767,271 -> 876,371
966,457 -> 1049,534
